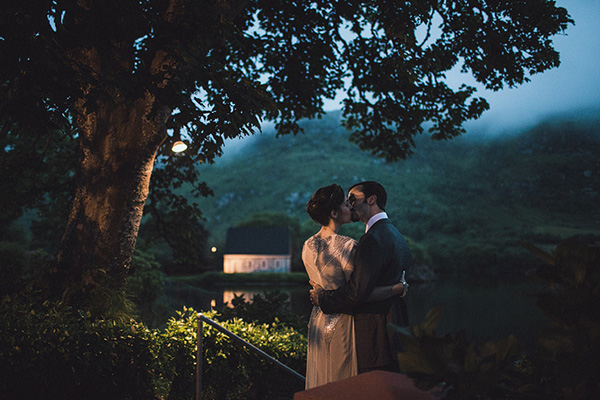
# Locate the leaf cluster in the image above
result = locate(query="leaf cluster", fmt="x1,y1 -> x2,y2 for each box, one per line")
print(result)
0,297 -> 160,400
0,297 -> 307,400
396,236 -> 600,399
1,0 -> 573,164
525,236 -> 600,399
158,308 -> 307,399
215,290 -> 308,333
396,307 -> 523,399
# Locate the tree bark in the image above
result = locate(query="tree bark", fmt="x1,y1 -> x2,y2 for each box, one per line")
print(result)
48,92 -> 169,310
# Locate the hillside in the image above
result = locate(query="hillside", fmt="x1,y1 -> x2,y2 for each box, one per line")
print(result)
184,111 -> 600,277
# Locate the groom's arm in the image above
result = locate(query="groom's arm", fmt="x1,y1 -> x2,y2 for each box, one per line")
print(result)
316,234 -> 384,314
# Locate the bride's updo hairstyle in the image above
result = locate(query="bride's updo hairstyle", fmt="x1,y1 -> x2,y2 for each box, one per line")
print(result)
306,184 -> 345,226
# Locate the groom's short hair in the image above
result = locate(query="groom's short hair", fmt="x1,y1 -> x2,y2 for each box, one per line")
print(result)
350,181 -> 387,211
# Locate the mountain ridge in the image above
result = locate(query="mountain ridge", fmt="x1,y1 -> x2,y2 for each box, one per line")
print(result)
187,110 -> 600,275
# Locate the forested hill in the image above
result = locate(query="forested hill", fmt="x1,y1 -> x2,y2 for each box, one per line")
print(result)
190,110 -> 600,276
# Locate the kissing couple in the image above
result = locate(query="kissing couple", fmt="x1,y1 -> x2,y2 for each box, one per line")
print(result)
302,181 -> 412,389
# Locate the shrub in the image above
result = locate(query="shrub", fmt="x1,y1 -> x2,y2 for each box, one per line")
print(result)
525,235 -> 600,399
127,249 -> 166,326
0,296 -> 307,400
396,236 -> 600,399
216,290 -> 308,333
396,307 -> 523,399
0,241 -> 29,295
160,308 -> 306,400
0,297 -> 160,400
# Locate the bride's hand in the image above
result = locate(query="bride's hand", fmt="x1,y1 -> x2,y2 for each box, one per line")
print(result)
309,280 -> 323,291
309,280 -> 323,306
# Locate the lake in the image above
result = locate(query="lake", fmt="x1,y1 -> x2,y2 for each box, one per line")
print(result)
161,275 -> 549,353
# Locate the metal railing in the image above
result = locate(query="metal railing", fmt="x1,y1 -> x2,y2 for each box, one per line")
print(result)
195,313 -> 305,400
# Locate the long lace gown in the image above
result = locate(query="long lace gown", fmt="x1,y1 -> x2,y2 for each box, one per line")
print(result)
302,233 -> 358,389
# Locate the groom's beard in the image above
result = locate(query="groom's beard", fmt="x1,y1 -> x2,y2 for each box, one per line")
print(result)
350,210 -> 360,222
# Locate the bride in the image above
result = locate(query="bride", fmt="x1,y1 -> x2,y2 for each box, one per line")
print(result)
302,184 -> 406,389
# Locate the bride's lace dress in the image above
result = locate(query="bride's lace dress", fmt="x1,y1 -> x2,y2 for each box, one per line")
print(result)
302,233 -> 358,389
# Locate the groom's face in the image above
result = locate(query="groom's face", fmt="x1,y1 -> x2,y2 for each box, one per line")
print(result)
348,187 -> 369,223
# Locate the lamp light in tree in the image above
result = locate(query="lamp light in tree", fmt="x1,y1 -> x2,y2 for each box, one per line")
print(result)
172,140 -> 188,153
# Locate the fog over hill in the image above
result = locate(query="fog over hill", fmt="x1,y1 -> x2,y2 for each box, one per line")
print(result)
190,109 -> 599,276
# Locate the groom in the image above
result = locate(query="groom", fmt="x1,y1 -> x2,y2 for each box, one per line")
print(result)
310,181 -> 412,373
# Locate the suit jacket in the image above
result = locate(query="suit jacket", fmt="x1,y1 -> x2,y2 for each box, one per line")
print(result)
318,219 -> 412,370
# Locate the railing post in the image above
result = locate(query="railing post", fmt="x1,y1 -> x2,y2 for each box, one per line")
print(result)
196,313 -> 204,400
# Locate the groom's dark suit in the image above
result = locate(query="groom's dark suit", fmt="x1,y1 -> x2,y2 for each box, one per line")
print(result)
318,218 -> 412,371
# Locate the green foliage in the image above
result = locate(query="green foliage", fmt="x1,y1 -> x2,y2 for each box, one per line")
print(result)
0,222 -> 54,296
396,236 -> 600,399
160,308 -> 306,400
0,240 -> 30,296
396,308 -> 523,399
524,236 -> 600,399
126,249 -> 167,325
0,297 -> 160,400
0,296 -> 307,400
216,290 -> 308,334
141,160 -> 215,274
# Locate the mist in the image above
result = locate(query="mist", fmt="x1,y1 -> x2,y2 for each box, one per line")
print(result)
321,0 -> 600,136
461,0 -> 600,135
222,0 -> 600,157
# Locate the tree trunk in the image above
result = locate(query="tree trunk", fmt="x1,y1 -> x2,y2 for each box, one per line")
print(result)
48,93 -> 169,311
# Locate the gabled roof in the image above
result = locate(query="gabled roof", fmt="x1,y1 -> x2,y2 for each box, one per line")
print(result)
224,226 -> 291,255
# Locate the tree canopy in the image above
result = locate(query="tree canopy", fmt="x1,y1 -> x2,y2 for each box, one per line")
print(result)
0,0 -> 572,310
2,0 -> 572,160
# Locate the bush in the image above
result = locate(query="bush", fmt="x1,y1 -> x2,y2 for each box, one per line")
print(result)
216,290 -> 308,333
525,235 -> 600,399
161,308 -> 306,400
127,249 -> 166,326
0,296 -> 307,400
0,241 -> 30,295
396,236 -> 600,399
0,297 -> 160,400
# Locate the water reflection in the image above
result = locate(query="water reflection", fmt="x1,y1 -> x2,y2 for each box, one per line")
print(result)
162,277 -> 548,352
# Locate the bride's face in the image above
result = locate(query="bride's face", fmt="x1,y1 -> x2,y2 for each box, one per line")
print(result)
336,200 -> 352,224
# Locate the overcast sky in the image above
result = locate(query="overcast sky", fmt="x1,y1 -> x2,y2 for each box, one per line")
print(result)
322,0 -> 600,135
464,0 -> 600,134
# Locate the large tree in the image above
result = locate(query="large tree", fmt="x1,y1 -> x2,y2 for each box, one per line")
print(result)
0,0 -> 571,309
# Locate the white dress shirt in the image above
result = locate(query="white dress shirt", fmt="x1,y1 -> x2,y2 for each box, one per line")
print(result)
365,211 -> 388,232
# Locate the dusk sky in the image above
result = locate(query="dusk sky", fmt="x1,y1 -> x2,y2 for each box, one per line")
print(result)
460,0 -> 600,134
224,0 -> 599,155
321,0 -> 600,135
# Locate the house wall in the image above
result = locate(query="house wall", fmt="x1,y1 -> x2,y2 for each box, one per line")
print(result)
223,254 -> 291,273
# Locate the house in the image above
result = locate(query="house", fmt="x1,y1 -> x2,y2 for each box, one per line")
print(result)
223,226 -> 292,273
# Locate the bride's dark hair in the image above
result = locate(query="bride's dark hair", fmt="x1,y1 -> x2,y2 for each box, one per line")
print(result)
306,184 -> 345,226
